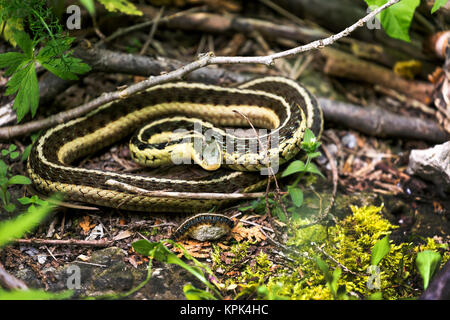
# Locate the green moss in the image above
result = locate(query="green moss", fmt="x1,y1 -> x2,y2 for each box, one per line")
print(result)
214,205 -> 449,300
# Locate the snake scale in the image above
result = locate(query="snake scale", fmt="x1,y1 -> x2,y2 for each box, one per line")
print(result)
27,76 -> 323,213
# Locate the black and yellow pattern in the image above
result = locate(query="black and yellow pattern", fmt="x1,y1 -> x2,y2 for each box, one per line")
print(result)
27,77 -> 323,212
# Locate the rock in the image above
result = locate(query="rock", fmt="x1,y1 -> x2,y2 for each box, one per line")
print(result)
407,141 -> 450,193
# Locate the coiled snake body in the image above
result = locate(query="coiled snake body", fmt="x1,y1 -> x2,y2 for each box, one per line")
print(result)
27,77 -> 323,213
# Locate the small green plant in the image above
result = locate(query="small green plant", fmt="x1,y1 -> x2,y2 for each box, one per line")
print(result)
132,239 -> 223,300
0,159 -> 31,212
0,194 -> 73,300
1,144 -> 20,160
281,128 -> 324,210
0,0 -> 91,122
314,257 -> 349,300
364,0 -> 449,42
416,250 -> 442,290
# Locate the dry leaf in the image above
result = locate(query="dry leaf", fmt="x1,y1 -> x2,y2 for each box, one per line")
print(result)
173,240 -> 212,258
113,230 -> 133,241
79,216 -> 95,234
232,223 -> 266,243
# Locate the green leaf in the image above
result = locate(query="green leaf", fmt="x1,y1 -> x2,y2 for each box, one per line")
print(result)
365,0 -> 421,42
18,197 -> 33,205
4,203 -> 16,212
371,235 -> 391,266
80,0 -> 96,15
39,56 -> 91,81
416,250 -> 442,289
367,292 -> 383,300
1,150 -> 8,156
9,144 -> 17,152
0,288 -> 73,300
315,256 -> 343,299
288,186 -> 303,207
8,175 -> 31,185
315,256 -> 332,282
303,128 -> 315,144
7,63 -> 40,122
183,284 -> 217,300
97,0 -> 143,16
9,152 -> 20,159
307,151 -> 322,159
0,52 -> 28,76
0,160 -> 7,177
0,17 -> 24,47
282,160 -> 305,177
0,198 -> 57,247
431,0 -> 449,13
132,239 -> 222,298
305,162 -> 325,178
132,239 -> 159,256
13,31 -> 34,58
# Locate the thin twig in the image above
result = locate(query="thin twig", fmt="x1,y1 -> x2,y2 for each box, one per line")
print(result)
0,0 -> 401,140
96,6 -> 206,47
139,6 -> 165,55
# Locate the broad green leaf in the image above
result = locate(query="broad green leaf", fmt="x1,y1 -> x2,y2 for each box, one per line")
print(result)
329,267 -> 342,297
133,240 -> 220,297
132,239 -> 159,256
0,198 -> 56,247
9,152 -> 19,159
431,0 -> 449,13
13,31 -> 34,58
308,151 -> 322,159
0,288 -> 72,300
371,235 -> 391,266
416,250 -> 442,289
36,38 -> 74,62
281,160 -> 305,177
0,52 -> 27,76
288,186 -> 303,207
367,292 -> 383,300
7,63 -> 40,122
18,197 -> 33,205
315,256 -> 332,282
4,203 -> 16,212
80,0 -> 96,15
40,57 -> 91,81
8,175 -> 31,186
0,160 -> 7,176
303,128 -> 316,145
183,284 -> 217,300
305,162 -> 325,178
365,0 -> 421,42
97,0 -> 143,16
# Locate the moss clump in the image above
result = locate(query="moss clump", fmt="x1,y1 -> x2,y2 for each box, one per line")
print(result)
213,205 -> 449,300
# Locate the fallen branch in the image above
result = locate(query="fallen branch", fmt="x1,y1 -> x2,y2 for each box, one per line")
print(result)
318,97 -> 449,143
321,47 -> 433,104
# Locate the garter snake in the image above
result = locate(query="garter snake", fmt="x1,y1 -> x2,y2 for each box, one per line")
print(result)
27,76 -> 323,213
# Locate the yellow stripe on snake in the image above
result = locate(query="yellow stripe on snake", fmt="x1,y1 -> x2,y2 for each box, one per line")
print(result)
27,77 -> 323,213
